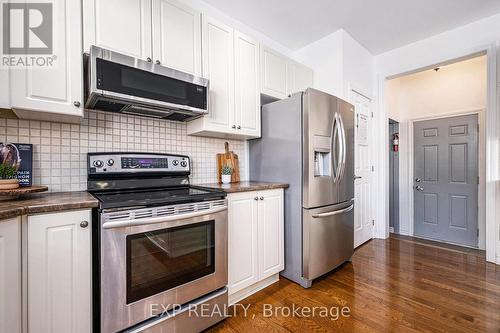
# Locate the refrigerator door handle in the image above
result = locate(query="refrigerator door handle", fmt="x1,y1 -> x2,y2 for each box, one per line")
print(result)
338,112 -> 347,182
311,203 -> 354,218
331,113 -> 343,183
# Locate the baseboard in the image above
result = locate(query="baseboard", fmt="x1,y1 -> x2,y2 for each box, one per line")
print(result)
497,255 -> 500,265
228,274 -> 279,305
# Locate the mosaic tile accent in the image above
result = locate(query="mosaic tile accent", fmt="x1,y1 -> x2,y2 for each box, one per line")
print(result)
0,110 -> 247,192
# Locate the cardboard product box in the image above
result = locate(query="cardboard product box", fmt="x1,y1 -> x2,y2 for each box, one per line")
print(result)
0,143 -> 33,186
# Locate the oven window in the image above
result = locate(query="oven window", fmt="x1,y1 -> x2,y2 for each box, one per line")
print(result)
126,221 -> 215,304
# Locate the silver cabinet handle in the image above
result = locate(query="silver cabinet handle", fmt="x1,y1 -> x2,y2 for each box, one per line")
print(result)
415,178 -> 422,182
237,125 -> 241,129
155,60 -> 161,65
415,186 -> 424,191
73,101 -> 81,107
312,204 -> 354,218
354,176 -> 362,180
146,57 -> 152,62
259,196 -> 264,200
254,196 -> 258,200
80,221 -> 89,228
231,125 -> 236,129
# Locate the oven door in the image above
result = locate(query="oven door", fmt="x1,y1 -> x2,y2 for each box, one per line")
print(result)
99,203 -> 227,333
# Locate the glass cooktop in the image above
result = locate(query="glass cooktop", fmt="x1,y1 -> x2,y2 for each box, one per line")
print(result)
92,186 -> 225,209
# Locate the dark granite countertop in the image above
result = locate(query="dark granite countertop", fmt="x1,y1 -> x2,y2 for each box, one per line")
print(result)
198,181 -> 289,194
0,191 -> 99,220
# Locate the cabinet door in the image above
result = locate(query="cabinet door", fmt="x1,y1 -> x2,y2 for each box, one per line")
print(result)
83,0 -> 152,60
258,189 -> 284,278
234,31 -> 261,137
28,210 -> 91,333
288,61 -> 313,95
261,46 -> 288,99
152,0 -> 201,76
228,192 -> 259,294
202,16 -> 235,131
0,217 -> 22,333
10,0 -> 83,117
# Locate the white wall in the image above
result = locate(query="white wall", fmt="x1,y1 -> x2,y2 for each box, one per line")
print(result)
293,30 -> 344,97
293,30 -> 374,100
387,56 -> 487,121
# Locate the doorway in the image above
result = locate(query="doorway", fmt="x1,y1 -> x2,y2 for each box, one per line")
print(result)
413,114 -> 478,247
389,119 -> 399,234
385,54 -> 487,249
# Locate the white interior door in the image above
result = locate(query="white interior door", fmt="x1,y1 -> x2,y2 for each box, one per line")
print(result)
353,90 -> 374,248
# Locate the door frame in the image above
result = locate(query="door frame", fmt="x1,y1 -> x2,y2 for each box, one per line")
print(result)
376,45 -> 498,263
348,82 -> 375,246
406,111 -> 485,248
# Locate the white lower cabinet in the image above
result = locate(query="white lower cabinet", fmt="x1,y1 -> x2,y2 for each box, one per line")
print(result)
228,189 -> 284,304
0,217 -> 22,333
28,210 -> 92,333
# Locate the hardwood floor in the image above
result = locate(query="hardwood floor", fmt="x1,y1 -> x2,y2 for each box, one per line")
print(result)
208,235 -> 500,332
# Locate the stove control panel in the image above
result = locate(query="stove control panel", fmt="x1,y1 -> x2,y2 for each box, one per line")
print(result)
88,153 -> 190,174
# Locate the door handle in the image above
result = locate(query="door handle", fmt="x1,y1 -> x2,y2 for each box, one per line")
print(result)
312,203 -> 354,218
415,185 -> 424,191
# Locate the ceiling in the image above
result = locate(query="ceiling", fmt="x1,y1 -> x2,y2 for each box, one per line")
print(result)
202,0 -> 500,54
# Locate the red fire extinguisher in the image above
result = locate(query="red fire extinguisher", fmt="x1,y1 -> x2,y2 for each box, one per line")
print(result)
393,133 -> 399,152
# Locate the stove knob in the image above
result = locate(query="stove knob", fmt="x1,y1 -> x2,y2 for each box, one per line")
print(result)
93,160 -> 103,168
180,161 -> 188,168
172,160 -> 179,166
107,159 -> 114,166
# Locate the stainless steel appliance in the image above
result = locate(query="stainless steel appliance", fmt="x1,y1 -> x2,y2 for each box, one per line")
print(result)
249,88 -> 355,288
88,152 -> 228,333
84,46 -> 209,121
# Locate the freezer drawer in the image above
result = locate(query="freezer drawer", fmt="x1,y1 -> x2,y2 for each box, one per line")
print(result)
303,201 -> 354,281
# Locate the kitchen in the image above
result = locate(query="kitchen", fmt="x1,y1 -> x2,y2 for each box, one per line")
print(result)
1,1 -> 500,333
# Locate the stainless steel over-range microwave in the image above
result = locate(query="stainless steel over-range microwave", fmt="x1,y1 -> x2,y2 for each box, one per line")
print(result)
84,45 -> 209,121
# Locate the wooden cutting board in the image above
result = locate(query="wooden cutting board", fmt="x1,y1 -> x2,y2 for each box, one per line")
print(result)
216,142 -> 240,183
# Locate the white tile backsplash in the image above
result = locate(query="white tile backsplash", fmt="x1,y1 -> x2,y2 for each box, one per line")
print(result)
0,110 -> 247,192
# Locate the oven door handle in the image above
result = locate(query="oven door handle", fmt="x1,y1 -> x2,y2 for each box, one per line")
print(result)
102,206 -> 227,229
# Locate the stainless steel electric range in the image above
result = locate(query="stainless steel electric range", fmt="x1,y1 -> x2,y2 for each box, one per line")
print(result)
87,152 -> 228,333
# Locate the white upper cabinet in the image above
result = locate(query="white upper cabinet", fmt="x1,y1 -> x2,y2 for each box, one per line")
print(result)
261,46 -> 288,99
234,31 -> 260,137
0,217 -> 22,333
201,16 -> 234,131
83,0 -> 153,59
10,0 -> 83,120
152,0 -> 202,75
187,16 -> 261,139
288,61 -> 314,95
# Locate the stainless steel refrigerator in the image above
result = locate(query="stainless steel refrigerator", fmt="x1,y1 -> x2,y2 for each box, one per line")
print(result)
250,88 -> 354,288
